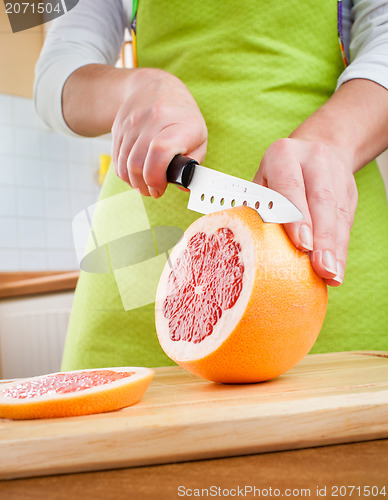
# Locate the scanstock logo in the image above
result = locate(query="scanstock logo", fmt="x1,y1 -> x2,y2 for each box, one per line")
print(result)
72,190 -> 184,312
4,0 -> 79,33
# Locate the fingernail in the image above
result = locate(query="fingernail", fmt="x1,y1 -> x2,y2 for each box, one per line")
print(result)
332,261 -> 344,284
322,250 -> 337,275
148,186 -> 161,199
299,224 -> 313,251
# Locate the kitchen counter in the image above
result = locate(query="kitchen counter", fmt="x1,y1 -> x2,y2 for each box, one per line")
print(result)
1,439 -> 387,500
1,352 -> 388,483
0,271 -> 79,299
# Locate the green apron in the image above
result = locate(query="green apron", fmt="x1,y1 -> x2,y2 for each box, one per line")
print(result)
61,0 -> 388,371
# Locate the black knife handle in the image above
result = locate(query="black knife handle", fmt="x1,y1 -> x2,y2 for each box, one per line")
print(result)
167,155 -> 199,188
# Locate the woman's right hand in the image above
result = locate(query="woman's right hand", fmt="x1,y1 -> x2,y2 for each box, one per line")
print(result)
111,68 -> 208,198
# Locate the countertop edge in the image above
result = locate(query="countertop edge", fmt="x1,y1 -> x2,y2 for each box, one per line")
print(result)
0,271 -> 80,299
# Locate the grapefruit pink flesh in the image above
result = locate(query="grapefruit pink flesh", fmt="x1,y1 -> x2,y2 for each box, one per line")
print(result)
0,367 -> 154,420
163,228 -> 244,344
1,370 -> 135,399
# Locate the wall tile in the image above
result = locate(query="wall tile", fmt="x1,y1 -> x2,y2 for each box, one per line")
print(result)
0,186 -> 17,216
68,136 -> 92,164
12,97 -> 42,129
0,218 -> 19,248
45,189 -> 70,219
0,95 -> 12,126
18,187 -> 46,218
13,127 -> 41,158
69,161 -> 98,191
0,125 -> 13,155
42,130 -> 68,161
20,250 -> 48,271
0,249 -> 19,271
46,219 -> 74,250
0,154 -> 15,185
19,219 -> 46,249
70,190 -> 99,218
43,159 -> 70,189
48,250 -> 78,270
16,156 -> 43,187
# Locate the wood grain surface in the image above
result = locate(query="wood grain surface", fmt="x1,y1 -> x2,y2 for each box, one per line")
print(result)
1,439 -> 387,500
0,351 -> 388,481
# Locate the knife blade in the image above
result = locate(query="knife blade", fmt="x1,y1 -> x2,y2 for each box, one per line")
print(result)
167,155 -> 303,223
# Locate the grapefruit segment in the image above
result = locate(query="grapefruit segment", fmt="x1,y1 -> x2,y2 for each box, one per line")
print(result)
156,206 -> 328,383
0,367 -> 154,420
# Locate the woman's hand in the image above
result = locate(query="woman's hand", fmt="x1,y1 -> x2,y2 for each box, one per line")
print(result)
253,137 -> 358,286
111,68 -> 207,198
253,78 -> 388,287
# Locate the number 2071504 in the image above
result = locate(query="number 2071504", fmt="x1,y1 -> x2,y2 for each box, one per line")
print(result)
5,2 -> 62,15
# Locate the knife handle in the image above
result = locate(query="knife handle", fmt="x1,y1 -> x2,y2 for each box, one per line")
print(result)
167,155 -> 198,188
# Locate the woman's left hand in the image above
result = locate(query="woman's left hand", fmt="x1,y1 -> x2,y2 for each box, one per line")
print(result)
253,137 -> 358,286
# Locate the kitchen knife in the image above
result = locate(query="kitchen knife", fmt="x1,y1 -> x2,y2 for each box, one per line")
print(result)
167,155 -> 303,223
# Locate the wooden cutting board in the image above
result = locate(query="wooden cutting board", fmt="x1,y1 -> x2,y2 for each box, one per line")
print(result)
1,351 -> 388,480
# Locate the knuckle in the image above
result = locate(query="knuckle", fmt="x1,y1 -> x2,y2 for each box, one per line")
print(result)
129,109 -> 144,128
309,141 -> 329,159
128,158 -> 144,176
147,103 -> 168,122
149,137 -> 170,156
309,186 -> 336,206
269,138 -> 293,156
337,205 -> 354,226
317,229 -> 336,242
275,175 -> 302,192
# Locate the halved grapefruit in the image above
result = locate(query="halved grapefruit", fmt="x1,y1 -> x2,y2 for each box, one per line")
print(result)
0,367 -> 154,420
155,206 -> 327,383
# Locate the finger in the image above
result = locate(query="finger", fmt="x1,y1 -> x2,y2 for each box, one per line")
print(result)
126,135 -> 152,196
143,123 -> 207,198
324,210 -> 348,287
117,134 -> 139,186
325,180 -> 357,286
303,160 -> 338,280
111,126 -> 123,178
254,141 -> 313,253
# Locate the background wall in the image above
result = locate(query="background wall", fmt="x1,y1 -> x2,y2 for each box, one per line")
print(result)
0,3 -> 387,274
0,93 -> 111,270
0,4 -> 111,272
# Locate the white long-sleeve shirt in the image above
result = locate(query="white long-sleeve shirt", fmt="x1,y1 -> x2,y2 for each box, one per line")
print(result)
34,0 -> 388,137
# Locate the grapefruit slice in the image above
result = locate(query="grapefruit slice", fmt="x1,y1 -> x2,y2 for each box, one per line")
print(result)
0,367 -> 154,420
156,206 -> 328,383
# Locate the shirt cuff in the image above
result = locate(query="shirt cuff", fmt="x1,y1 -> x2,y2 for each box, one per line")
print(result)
337,61 -> 388,92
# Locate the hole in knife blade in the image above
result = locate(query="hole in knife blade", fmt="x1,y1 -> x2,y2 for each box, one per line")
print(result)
243,200 -> 247,206
268,201 -> 273,209
210,196 -> 215,204
231,199 -> 236,207
200,194 -> 205,201
220,198 -> 224,206
255,201 -> 260,209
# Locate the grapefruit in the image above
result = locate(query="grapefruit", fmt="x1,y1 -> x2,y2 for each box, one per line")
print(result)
0,367 -> 154,420
155,206 -> 327,383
